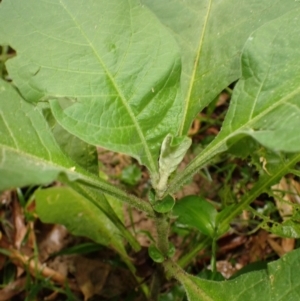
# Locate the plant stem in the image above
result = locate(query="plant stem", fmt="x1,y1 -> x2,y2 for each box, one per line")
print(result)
155,212 -> 170,255
72,176 -> 155,216
163,259 -> 213,301
211,238 -> 217,279
178,236 -> 210,268
147,212 -> 170,301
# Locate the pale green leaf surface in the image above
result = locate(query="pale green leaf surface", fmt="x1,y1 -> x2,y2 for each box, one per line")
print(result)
35,187 -> 126,256
167,248 -> 300,301
0,79 -> 79,189
221,11 -> 300,152
143,0 -> 300,135
0,0 -> 181,174
167,8 -> 300,195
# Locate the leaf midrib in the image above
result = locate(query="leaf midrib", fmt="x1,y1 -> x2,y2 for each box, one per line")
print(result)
59,0 -> 157,173
178,0 -> 212,135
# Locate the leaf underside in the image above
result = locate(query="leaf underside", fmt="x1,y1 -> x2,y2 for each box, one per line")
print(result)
35,187 -> 127,256
0,0 -> 182,175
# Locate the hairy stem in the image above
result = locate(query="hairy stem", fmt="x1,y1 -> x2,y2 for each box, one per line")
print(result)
147,212 -> 170,301
155,212 -> 170,255
70,176 -> 155,216
163,259 -> 213,301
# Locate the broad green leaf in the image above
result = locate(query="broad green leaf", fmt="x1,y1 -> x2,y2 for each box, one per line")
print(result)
0,78 -> 153,215
218,9 -> 300,153
172,196 -> 217,238
0,0 -> 181,175
35,186 -> 127,257
143,0 -> 300,135
168,8 -> 300,195
166,248 -> 300,301
0,78 -> 143,249
67,181 -> 140,251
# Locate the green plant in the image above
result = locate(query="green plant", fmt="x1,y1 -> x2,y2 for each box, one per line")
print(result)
1,0 -> 300,300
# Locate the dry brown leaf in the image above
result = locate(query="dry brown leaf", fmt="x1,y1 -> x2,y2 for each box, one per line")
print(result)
267,238 -> 285,257
249,230 -> 269,262
74,256 -> 110,301
216,260 -> 242,279
12,196 -> 27,250
188,118 -> 201,136
272,177 -> 300,220
100,266 -> 137,299
9,248 -> 78,290
216,92 -> 230,107
37,224 -> 69,262
218,235 -> 247,254
281,238 -> 295,253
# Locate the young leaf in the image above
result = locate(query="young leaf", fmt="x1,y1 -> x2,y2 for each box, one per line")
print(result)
143,0 -> 300,135
154,134 -> 191,198
35,186 -> 127,257
153,195 -> 175,214
165,248 -> 300,300
168,8 -> 300,195
0,0 -> 182,176
172,196 -> 217,238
